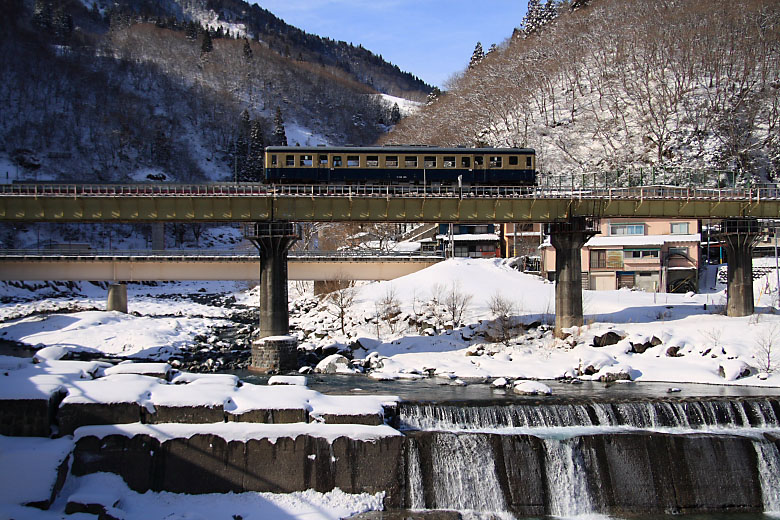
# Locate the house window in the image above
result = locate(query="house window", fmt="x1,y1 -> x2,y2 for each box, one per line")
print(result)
590,250 -> 607,269
366,156 -> 379,167
509,156 -> 519,166
443,156 -> 456,168
454,245 -> 469,257
610,224 -> 645,235
333,156 -> 343,167
318,155 -> 328,166
671,222 -> 690,234
625,249 -> 659,259
489,156 -> 503,168
299,155 -> 313,167
424,156 -> 437,168
668,246 -> 688,256
347,156 -> 360,167
405,156 -> 418,167
285,155 -> 295,167
461,157 -> 471,168
385,156 -> 398,167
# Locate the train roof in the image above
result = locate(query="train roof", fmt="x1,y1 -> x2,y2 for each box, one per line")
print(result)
265,146 -> 535,154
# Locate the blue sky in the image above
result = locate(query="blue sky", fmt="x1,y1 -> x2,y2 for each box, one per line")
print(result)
253,1 -> 526,88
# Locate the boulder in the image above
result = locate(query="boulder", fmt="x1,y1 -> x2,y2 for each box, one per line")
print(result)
593,331 -> 625,348
630,336 -> 663,354
665,346 -> 683,357
314,354 -> 351,374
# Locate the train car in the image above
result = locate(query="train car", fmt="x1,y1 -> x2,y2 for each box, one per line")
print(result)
264,146 -> 536,186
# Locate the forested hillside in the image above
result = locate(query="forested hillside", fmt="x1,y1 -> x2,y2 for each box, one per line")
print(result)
384,0 -> 780,185
0,0 -> 429,183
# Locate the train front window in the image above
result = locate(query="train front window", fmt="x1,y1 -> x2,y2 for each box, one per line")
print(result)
509,156 -> 519,166
461,157 -> 471,168
347,156 -> 360,167
405,156 -> 418,167
424,156 -> 437,168
333,156 -> 343,167
367,155 -> 379,167
489,156 -> 502,168
270,155 -> 277,166
385,156 -> 398,167
285,155 -> 295,167
300,155 -> 313,167
319,155 -> 328,167
443,156 -> 456,168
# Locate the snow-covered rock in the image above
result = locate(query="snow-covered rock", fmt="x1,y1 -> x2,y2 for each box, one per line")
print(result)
513,381 -> 552,395
315,354 -> 353,374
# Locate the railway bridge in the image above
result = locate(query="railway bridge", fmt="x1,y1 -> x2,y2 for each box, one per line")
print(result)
1,182 -> 778,345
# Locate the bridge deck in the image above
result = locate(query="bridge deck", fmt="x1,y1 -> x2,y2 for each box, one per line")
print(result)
1,184 -> 778,222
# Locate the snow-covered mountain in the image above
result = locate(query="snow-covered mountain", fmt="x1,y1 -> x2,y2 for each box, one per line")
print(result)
0,0 -> 428,183
384,0 -> 780,185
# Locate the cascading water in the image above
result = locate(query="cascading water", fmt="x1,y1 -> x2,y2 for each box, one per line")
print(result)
399,397 -> 780,432
754,440 -> 780,513
405,438 -> 425,510
428,433 -> 508,515
543,438 -> 595,517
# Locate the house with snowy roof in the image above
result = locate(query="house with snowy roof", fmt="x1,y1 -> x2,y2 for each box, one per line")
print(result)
540,219 -> 701,293
419,223 -> 500,258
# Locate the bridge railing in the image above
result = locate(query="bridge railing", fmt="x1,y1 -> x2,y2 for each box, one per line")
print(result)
0,248 -> 444,260
2,183 -> 779,200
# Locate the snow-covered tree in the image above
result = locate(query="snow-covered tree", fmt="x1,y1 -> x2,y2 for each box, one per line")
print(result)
468,42 -> 485,69
390,102 -> 401,124
243,38 -> 253,60
273,107 -> 288,146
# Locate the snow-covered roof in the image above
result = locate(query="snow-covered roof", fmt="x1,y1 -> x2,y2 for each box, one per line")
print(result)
540,234 -> 700,249
436,234 -> 499,242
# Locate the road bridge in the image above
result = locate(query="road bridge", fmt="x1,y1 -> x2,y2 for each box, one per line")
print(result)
2,182 -> 778,338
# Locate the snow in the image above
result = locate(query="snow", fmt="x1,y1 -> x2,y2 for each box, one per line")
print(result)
268,376 -> 307,386
378,94 -> 422,117
73,422 -> 402,444
0,436 -> 73,505
0,472 -> 384,520
513,380 -> 552,395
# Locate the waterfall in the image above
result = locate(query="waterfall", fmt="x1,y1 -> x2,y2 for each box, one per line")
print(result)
406,438 -> 425,510
543,438 -> 594,517
754,440 -> 780,513
400,398 -> 780,432
428,433 -> 508,515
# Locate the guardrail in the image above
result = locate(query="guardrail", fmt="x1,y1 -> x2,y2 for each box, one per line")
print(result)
0,249 -> 444,260
2,183 -> 780,201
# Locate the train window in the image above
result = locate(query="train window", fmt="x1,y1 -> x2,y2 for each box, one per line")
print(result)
461,157 -> 471,168
300,155 -> 313,167
347,156 -> 360,167
526,156 -> 532,167
333,156 -> 343,167
489,156 -> 503,168
319,155 -> 328,166
385,156 -> 399,167
509,156 -> 519,166
474,156 -> 484,167
405,156 -> 418,167
270,155 -> 277,166
285,155 -> 295,167
424,156 -> 437,168
367,155 -> 379,167
443,156 -> 456,168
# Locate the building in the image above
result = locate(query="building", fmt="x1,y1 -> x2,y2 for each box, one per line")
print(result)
540,218 -> 701,293
420,224 -> 500,258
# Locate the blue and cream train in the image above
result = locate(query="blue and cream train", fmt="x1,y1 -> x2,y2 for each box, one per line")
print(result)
264,146 -> 536,186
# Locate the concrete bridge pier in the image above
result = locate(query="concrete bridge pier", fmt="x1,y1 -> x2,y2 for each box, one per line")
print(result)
106,283 -> 128,313
548,217 -> 598,337
246,222 -> 300,339
720,218 -> 761,317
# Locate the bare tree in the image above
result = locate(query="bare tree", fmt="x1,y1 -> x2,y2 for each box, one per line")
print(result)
444,282 -> 472,327
324,280 -> 356,335
377,285 -> 402,334
755,325 -> 779,373
488,292 -> 517,346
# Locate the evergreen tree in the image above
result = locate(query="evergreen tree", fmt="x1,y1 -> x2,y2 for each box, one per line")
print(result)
242,38 -> 253,59
32,0 -> 53,32
185,21 -> 198,41
390,102 -> 401,124
245,120 -> 265,182
468,42 -> 484,69
201,30 -> 213,54
488,43 -> 498,54
273,107 -> 288,146
53,6 -> 73,40
426,87 -> 442,105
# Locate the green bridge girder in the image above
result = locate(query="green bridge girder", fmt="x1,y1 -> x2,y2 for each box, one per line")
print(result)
1,192 -> 779,223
